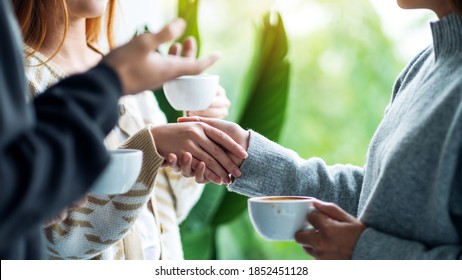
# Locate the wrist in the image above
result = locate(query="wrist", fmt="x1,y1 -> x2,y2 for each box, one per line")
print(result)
242,130 -> 250,151
150,124 -> 167,157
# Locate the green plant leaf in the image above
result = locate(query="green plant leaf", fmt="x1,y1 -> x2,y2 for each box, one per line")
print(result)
179,184 -> 225,260
211,11 -> 291,226
153,88 -> 182,123
181,225 -> 214,260
178,0 -> 201,56
153,0 -> 202,123
180,184 -> 226,231
239,12 -> 290,142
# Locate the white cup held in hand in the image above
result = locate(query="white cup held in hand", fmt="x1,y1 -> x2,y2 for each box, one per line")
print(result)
163,74 -> 219,111
89,149 -> 143,195
248,196 -> 315,241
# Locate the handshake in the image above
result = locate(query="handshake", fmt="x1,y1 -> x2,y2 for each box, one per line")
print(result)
102,19 -> 250,185
153,117 -> 250,185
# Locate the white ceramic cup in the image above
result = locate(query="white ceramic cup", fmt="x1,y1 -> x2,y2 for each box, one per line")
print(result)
89,149 -> 143,195
163,74 -> 219,111
248,196 -> 315,241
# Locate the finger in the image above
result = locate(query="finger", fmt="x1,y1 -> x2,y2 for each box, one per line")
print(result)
182,36 -> 197,58
294,228 -> 321,248
199,127 -> 243,178
69,195 -> 88,209
202,124 -> 247,159
178,54 -> 220,76
180,152 -> 194,177
216,85 -> 226,96
190,142 -> 232,183
191,158 -> 222,184
313,201 -> 354,222
209,96 -> 231,109
227,152 -> 243,166
307,210 -> 332,232
302,246 -> 319,259
204,167 -> 225,184
143,18 -> 186,49
164,54 -> 219,77
195,95 -> 231,110
204,94 -> 231,110
167,153 -> 181,172
168,42 -> 182,56
195,161 -> 206,183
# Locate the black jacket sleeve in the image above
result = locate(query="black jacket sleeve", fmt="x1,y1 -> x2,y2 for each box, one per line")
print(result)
0,1 -> 121,258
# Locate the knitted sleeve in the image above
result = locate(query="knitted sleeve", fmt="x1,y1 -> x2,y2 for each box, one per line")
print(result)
45,126 -> 163,259
229,131 -> 365,216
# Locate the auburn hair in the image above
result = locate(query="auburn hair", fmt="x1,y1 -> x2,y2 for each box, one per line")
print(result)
11,0 -> 116,61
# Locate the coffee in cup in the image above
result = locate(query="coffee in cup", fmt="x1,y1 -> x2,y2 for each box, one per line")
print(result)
248,196 -> 315,241
163,74 -> 219,111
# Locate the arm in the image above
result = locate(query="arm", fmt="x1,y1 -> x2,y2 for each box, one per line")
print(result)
46,126 -> 164,259
0,6 -> 217,257
176,117 -> 365,216
231,131 -> 364,215
0,62 -> 121,248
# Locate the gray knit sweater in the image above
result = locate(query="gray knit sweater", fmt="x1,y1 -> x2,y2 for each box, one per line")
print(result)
229,13 -> 462,259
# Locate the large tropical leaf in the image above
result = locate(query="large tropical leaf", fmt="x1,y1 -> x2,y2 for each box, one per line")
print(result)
211,11 -> 291,226
178,0 -> 201,56
181,11 -> 291,259
179,178 -> 226,259
181,225 -> 215,260
154,0 -> 202,123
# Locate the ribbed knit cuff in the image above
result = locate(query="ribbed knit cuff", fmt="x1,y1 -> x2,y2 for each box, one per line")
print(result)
228,130 -> 283,197
120,125 -> 164,187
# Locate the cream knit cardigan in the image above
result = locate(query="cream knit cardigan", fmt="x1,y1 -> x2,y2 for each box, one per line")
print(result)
25,47 -> 204,260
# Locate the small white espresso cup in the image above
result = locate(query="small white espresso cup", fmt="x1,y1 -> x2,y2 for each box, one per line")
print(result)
163,74 -> 219,111
89,149 -> 143,195
248,196 -> 315,241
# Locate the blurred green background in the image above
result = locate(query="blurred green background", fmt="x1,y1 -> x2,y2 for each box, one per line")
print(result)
153,0 -> 432,259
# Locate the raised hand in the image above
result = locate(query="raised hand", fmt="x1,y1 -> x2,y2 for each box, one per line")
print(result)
294,200 -> 366,260
103,19 -> 219,95
151,122 -> 248,184
168,37 -> 231,120
168,36 -> 198,58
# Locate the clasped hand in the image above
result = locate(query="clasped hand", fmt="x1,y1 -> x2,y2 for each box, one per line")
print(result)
152,121 -> 247,185
162,117 -> 250,184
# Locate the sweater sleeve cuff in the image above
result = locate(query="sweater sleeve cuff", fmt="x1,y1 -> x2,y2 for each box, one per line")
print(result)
119,125 -> 164,187
228,130 -> 280,197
